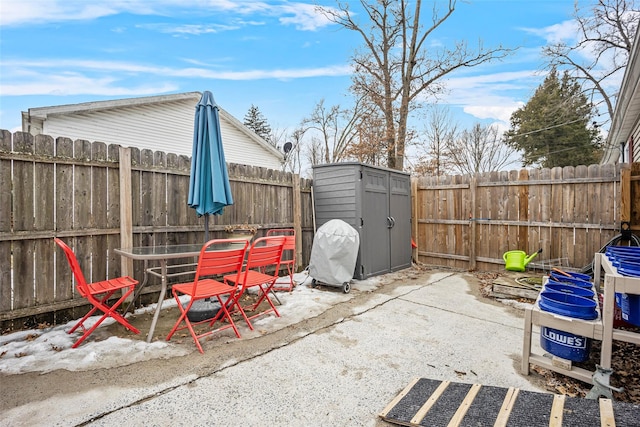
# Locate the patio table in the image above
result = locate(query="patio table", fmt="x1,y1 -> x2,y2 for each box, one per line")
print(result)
114,244 -> 207,343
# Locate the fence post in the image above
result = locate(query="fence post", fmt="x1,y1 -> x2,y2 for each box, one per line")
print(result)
469,176 -> 477,270
293,174 -> 302,272
411,178 -> 418,263
119,146 -> 133,277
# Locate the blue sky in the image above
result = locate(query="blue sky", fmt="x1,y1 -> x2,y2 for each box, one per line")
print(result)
0,1 -> 599,140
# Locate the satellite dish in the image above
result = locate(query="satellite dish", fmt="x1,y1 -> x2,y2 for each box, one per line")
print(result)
283,142 -> 293,153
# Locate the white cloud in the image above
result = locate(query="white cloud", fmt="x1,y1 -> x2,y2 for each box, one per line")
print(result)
439,70 -> 545,124
137,22 -> 241,35
521,19 -> 579,44
463,104 -> 523,124
278,3 -> 334,31
0,0 -> 335,32
0,58 -> 352,96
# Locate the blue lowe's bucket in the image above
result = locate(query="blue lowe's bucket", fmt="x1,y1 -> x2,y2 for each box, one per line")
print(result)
549,272 -> 593,288
539,291 -> 597,362
540,327 -> 591,362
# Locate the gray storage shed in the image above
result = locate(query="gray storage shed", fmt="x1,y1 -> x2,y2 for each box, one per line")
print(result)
312,162 -> 412,280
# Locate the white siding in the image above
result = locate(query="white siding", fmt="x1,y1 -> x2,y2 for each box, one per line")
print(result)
39,98 -> 283,169
633,122 -> 640,162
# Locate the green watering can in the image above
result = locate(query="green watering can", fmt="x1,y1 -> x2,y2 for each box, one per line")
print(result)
503,249 -> 542,272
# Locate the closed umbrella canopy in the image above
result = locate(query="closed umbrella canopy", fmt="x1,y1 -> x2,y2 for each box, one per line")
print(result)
188,91 -> 233,239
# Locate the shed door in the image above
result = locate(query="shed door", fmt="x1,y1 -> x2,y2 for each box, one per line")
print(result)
389,173 -> 412,271
362,168 -> 390,278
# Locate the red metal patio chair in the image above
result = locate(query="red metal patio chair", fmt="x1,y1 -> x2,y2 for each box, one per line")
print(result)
166,239 -> 249,353
266,228 -> 296,292
54,238 -> 140,348
224,236 -> 285,331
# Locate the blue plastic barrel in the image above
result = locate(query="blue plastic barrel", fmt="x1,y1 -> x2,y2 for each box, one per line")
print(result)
539,290 -> 597,362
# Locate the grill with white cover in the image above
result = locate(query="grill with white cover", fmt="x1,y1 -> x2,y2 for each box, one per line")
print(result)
308,219 -> 360,293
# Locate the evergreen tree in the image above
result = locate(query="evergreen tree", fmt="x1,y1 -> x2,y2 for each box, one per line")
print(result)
505,68 -> 602,168
243,105 -> 273,145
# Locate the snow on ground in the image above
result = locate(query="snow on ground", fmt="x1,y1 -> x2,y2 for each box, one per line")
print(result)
0,271 -> 383,375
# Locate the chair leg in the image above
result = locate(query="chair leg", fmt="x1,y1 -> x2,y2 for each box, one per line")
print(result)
71,290 -> 140,348
213,295 -> 242,338
167,294 -> 207,353
68,290 -> 116,333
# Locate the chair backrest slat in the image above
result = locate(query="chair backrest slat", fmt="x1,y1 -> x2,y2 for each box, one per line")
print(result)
194,239 -> 249,286
54,238 -> 90,297
267,229 -> 295,251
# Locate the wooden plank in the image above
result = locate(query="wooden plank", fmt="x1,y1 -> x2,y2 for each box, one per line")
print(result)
549,393 -> 566,427
477,172 -> 490,270
91,142 -> 108,283
107,144 -> 121,278
506,170 -> 519,252
410,380 -> 450,425
447,383 -> 481,427
488,172 -> 501,269
550,167 -> 563,262
539,168 -> 552,260
54,138 -> 75,301
518,169 -> 529,251
153,151 -> 167,244
574,165 -> 589,271
631,163 -> 640,231
492,283 -> 539,300
166,153 -> 190,245
598,164 -> 618,264
411,178 -> 418,264
587,165 -> 601,264
12,133 -> 35,310
562,166 -> 576,269
599,398 -> 616,427
494,387 -> 519,427
293,174 -> 302,272
34,135 -> 55,305
469,177 -> 477,270
74,139 -> 93,286
0,130 -> 12,312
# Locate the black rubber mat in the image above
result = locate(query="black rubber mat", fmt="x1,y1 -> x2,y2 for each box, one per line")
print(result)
379,378 -> 640,426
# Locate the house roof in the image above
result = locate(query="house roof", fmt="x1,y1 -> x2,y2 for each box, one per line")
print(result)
603,39 -> 640,163
24,91 -> 284,162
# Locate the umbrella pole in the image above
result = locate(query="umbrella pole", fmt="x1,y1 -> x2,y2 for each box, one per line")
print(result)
204,214 -> 209,242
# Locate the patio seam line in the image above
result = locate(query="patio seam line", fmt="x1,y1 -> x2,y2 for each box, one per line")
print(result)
75,272 -> 458,426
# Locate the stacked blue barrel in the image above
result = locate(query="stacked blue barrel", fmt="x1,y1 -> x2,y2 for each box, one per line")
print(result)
605,246 -> 640,326
538,270 -> 597,362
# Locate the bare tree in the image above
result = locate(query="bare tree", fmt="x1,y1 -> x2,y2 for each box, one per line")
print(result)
301,98 -> 362,165
319,0 -> 513,170
412,105 -> 458,175
282,127 -> 307,175
543,0 -> 639,147
446,123 -> 517,175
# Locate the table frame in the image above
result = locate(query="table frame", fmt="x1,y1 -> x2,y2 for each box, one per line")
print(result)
115,244 -> 204,343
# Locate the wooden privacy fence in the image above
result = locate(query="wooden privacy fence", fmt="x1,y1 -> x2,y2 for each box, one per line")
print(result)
0,130 -> 313,330
412,163 -> 640,272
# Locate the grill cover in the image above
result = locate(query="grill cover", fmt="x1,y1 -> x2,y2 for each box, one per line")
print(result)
309,219 -> 360,285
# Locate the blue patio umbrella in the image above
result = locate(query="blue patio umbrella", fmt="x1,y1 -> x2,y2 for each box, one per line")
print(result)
188,91 -> 233,241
